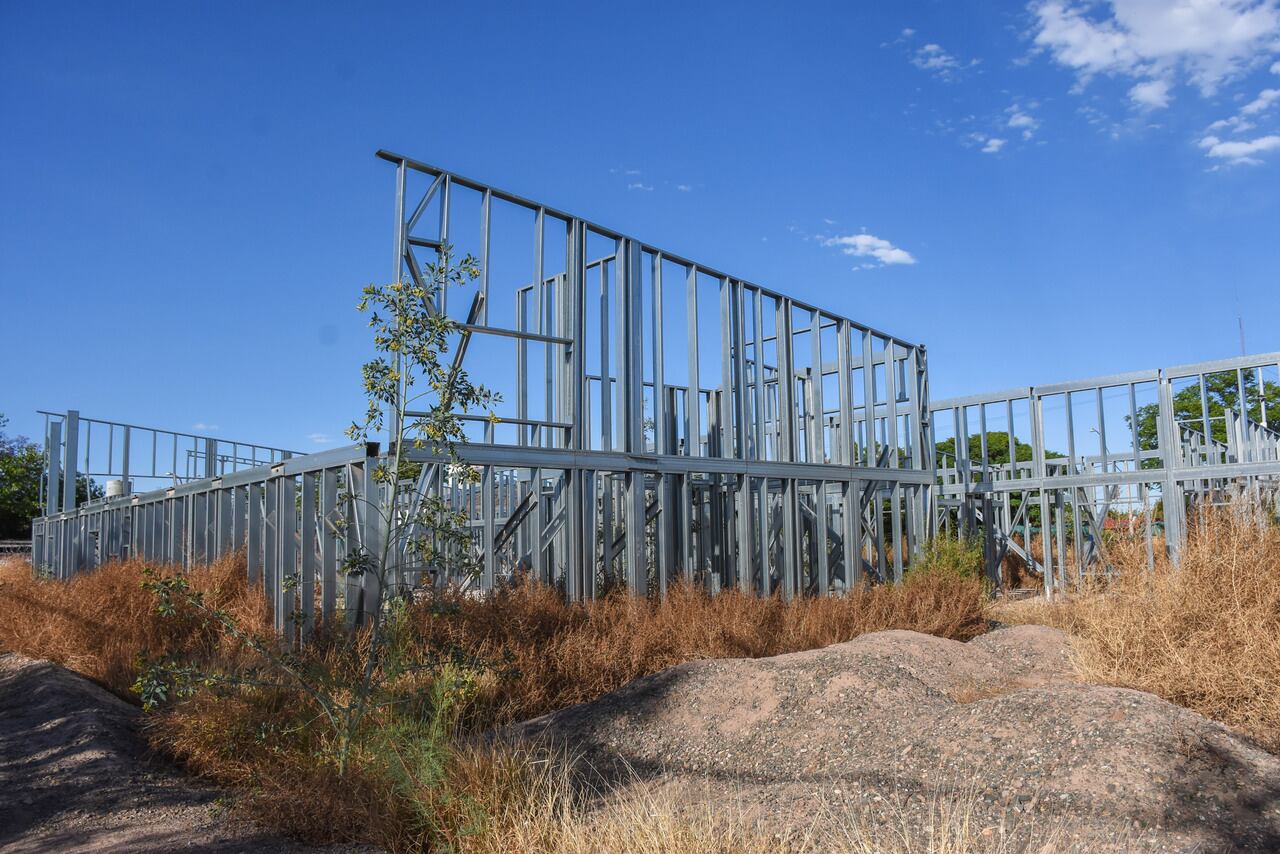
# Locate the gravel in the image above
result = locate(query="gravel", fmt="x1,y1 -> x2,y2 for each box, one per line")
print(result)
511,625 -> 1280,852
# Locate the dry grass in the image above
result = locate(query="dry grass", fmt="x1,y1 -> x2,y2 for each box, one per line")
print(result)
342,741 -> 1091,854
426,745 -> 1104,854
414,571 -> 989,727
0,553 -> 270,697
995,506 -> 1280,751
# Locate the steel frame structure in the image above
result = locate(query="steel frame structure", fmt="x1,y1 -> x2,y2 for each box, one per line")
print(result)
385,149 -> 933,599
931,353 -> 1280,594
26,151 -> 1280,639
28,150 -> 934,632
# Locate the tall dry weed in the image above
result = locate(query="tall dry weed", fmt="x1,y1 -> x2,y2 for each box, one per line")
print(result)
997,506 -> 1280,751
1076,506 -> 1280,750
0,553 -> 269,697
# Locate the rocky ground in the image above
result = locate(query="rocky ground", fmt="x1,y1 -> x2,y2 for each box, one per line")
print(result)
512,625 -> 1280,852
5,626 -> 1280,852
0,653 -> 375,854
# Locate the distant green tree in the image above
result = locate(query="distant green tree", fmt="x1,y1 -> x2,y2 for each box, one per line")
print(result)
934,431 -> 1064,468
1,414 -> 43,539
0,413 -> 103,539
935,431 -> 1029,467
1132,372 -> 1280,453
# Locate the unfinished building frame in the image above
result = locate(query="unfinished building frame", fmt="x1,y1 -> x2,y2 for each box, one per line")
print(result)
28,149 -> 936,628
931,353 -> 1280,594
25,152 -> 1280,636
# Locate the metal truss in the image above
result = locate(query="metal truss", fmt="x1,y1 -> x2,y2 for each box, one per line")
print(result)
930,352 -> 1280,594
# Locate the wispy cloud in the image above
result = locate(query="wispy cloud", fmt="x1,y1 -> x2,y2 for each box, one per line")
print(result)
1242,86 -> 1280,115
821,232 -> 917,267
910,42 -> 979,80
613,167 -> 689,193
193,422 -> 219,432
891,28 -> 979,80
306,432 -> 332,445
1198,132 -> 1280,165
966,131 -> 1008,153
1006,102 -> 1042,140
1032,0 -> 1280,110
1201,81 -> 1280,164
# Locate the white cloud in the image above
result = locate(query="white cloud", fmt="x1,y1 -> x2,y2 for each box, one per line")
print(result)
1203,85 -> 1279,138
901,27 -> 916,38
676,183 -> 692,192
911,43 -> 968,78
306,432 -> 332,445
821,233 -> 917,266
1006,104 -> 1042,139
192,423 -> 218,432
1208,114 -> 1256,131
1032,0 -> 1280,108
1129,77 -> 1172,108
965,130 -> 1012,152
627,182 -> 653,191
915,43 -> 954,66
1198,132 -> 1280,163
1273,59 -> 1280,71
1241,86 -> 1280,113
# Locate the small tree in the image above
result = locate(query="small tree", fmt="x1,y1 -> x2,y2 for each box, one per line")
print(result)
140,245 -> 499,774
334,245 -> 499,764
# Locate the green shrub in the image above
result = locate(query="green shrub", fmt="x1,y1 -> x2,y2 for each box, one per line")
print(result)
907,535 -> 984,581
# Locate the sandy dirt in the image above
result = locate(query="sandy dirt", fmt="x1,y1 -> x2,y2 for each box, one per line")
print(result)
0,653 -> 376,854
513,625 -> 1280,852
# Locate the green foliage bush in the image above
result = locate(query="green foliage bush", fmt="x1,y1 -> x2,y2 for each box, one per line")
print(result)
907,535 -> 984,581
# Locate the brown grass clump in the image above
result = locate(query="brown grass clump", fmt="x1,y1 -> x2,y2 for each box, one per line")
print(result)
414,571 -> 989,727
996,506 -> 1280,752
0,553 -> 269,698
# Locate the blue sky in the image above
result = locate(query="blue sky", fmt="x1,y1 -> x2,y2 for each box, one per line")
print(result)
2,0 -> 1279,451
